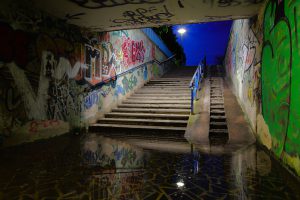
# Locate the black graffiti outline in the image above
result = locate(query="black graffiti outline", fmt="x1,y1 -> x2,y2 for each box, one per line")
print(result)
112,5 -> 174,25
5,86 -> 22,112
65,12 -> 86,21
69,0 -> 165,9
203,0 -> 263,7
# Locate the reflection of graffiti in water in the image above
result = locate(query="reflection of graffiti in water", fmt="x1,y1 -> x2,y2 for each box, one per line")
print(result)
82,135 -> 144,168
90,170 -> 144,199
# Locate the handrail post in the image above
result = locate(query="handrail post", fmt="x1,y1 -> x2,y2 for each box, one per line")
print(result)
190,57 -> 205,114
191,86 -> 194,114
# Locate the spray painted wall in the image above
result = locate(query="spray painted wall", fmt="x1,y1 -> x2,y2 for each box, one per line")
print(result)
0,3 -> 170,147
224,17 -> 262,129
225,0 -> 300,176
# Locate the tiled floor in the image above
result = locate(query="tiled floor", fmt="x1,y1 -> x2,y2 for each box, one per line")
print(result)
0,133 -> 299,199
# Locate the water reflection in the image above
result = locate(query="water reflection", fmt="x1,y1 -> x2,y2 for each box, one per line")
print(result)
231,145 -> 261,199
82,134 -> 145,168
81,134 -> 146,199
0,133 -> 298,199
86,169 -> 144,199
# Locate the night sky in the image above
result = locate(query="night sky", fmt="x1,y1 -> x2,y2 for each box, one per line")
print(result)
173,21 -> 232,66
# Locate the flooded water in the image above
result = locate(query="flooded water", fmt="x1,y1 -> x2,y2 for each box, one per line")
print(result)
0,133 -> 299,200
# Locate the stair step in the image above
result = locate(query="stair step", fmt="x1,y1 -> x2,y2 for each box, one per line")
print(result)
139,89 -> 190,92
122,100 -> 190,104
144,84 -> 189,87
105,112 -> 189,120
210,112 -> 225,116
145,85 -> 189,88
211,97 -> 223,100
146,83 -> 189,85
118,104 -> 190,109
98,118 -> 187,127
210,105 -> 224,109
132,94 -> 190,97
210,116 -> 226,122
210,102 -> 224,106
89,124 -> 186,134
135,91 -> 190,94
128,96 -> 191,100
210,122 -> 227,129
210,90 -> 222,92
97,133 -> 186,141
211,109 -> 225,113
211,100 -> 224,103
143,86 -> 189,89
146,82 -> 189,84
151,78 -> 191,81
211,95 -> 223,98
209,129 -> 229,134
112,108 -> 190,114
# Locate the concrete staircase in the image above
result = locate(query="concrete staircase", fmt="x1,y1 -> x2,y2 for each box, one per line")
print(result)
208,66 -> 229,145
89,67 -> 196,135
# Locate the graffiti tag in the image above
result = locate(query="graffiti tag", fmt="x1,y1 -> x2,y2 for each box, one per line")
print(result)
70,0 -> 165,9
112,5 -> 174,25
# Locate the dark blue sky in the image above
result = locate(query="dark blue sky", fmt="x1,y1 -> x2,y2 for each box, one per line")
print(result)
173,21 -> 232,66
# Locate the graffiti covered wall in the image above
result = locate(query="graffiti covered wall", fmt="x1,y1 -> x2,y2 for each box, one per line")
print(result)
225,0 -> 300,176
0,2 -> 170,147
224,17 -> 262,129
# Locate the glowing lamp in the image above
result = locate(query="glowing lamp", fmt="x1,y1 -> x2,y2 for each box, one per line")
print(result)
178,28 -> 186,35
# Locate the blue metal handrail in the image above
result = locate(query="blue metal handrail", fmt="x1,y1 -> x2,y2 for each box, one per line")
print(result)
189,58 -> 205,114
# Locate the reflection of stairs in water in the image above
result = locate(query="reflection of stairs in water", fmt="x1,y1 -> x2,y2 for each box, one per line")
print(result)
89,68 -> 195,136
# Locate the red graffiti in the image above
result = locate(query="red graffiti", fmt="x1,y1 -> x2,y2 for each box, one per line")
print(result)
131,40 -> 145,63
151,44 -> 155,59
0,22 -> 30,68
122,38 -> 146,67
29,119 -> 60,133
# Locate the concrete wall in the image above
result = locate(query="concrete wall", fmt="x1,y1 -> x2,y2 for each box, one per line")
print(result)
0,3 -> 171,147
225,0 -> 300,176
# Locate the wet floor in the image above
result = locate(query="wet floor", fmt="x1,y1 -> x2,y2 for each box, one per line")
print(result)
0,133 -> 299,200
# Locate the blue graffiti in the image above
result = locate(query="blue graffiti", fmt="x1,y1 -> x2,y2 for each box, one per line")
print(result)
83,150 -> 101,165
114,85 -> 126,97
112,145 -> 137,167
84,90 -> 99,109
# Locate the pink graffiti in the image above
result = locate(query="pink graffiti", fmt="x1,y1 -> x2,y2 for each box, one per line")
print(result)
29,119 -> 60,133
122,38 -> 146,67
132,40 -> 145,63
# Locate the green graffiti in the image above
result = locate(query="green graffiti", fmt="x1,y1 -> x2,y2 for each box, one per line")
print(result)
262,1 -> 291,156
153,64 -> 160,77
122,74 -> 137,93
283,0 -> 300,157
262,0 -> 300,158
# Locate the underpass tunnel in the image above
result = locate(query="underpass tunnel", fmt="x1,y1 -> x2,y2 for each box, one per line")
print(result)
0,0 -> 300,199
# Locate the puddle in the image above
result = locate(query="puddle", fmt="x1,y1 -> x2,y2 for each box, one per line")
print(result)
0,133 -> 299,199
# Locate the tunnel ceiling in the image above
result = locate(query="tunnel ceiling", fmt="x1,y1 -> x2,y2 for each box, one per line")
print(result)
31,0 -> 263,31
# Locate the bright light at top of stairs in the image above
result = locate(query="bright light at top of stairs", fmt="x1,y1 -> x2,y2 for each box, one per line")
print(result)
178,28 -> 186,35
